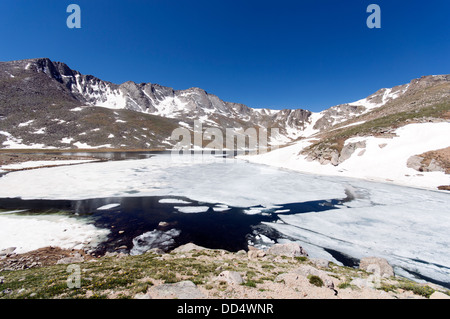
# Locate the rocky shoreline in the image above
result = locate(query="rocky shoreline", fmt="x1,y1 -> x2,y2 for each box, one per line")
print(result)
1,242 -> 449,299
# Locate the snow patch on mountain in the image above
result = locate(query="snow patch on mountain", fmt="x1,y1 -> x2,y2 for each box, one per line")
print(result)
243,122 -> 450,190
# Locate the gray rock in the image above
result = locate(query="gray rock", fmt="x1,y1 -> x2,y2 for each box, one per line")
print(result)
292,265 -> 335,290
1,288 -> 12,295
217,271 -> 244,285
56,254 -> 84,265
350,277 -> 373,289
248,249 -> 266,260
147,280 -> 205,299
171,243 -> 210,253
310,258 -> 330,268
359,257 -> 394,278
148,247 -> 165,254
266,242 -> 308,258
339,141 -> 366,163
429,291 -> 450,299
407,155 -> 424,171
407,155 -> 445,173
134,293 -> 152,299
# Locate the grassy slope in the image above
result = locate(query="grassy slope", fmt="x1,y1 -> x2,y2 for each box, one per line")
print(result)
1,248 -> 447,299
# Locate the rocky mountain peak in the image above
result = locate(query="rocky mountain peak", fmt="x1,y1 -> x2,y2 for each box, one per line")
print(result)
1,57 -> 448,150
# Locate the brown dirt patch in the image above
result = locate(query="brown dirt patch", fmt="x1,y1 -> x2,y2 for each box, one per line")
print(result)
0,246 -> 94,271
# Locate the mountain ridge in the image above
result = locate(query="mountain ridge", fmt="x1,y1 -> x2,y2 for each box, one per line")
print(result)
0,57 -> 449,151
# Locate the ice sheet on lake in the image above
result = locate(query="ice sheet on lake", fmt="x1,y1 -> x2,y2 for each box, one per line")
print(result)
159,198 -> 192,204
0,214 -> 110,254
174,206 -> 209,213
1,160 -> 96,171
212,204 -> 231,212
243,208 -> 263,215
96,203 -> 121,210
0,154 -> 347,207
265,180 -> 450,285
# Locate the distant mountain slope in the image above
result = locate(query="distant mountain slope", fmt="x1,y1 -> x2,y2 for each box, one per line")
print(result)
243,75 -> 450,190
0,58 -> 449,152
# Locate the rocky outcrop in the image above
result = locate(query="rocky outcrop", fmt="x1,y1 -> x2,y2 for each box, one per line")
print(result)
146,280 -> 206,299
407,147 -> 450,174
339,141 -> 367,162
171,243 -> 212,254
266,242 -> 308,258
429,291 -> 450,299
55,253 -> 84,265
304,140 -> 367,166
0,246 -> 92,271
216,271 -> 244,285
359,257 -> 394,278
290,265 -> 336,290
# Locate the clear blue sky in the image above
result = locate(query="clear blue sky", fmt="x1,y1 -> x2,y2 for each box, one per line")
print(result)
1,0 -> 449,112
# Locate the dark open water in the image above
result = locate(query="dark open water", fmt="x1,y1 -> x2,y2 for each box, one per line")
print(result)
0,195 -> 345,254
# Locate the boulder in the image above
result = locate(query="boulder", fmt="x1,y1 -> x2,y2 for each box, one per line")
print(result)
339,141 -> 366,163
274,266 -> 337,295
217,271 -> 244,285
147,280 -> 205,299
134,293 -> 152,299
429,291 -> 450,299
292,265 -> 335,290
266,242 -> 308,258
56,253 -> 84,265
359,257 -> 394,278
310,258 -> 330,269
172,243 -> 210,253
248,249 -> 266,260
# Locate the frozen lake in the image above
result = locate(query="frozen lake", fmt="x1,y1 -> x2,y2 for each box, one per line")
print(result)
0,153 -> 449,288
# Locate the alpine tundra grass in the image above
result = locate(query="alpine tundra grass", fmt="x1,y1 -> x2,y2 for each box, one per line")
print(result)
1,247 -> 448,299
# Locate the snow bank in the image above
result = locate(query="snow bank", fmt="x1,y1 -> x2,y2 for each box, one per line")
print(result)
243,123 -> 450,190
